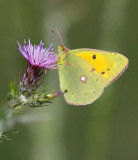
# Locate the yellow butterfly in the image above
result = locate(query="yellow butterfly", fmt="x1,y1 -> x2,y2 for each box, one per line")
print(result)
55,29 -> 129,105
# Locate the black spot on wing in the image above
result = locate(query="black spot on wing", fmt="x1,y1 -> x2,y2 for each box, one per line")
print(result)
92,55 -> 96,59
64,89 -> 68,93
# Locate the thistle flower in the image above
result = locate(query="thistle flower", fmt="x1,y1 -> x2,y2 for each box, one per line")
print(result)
17,39 -> 57,70
0,39 -> 60,141
16,39 -> 60,107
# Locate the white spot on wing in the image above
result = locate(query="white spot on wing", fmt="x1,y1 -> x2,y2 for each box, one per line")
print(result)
80,76 -> 86,81
80,76 -> 88,83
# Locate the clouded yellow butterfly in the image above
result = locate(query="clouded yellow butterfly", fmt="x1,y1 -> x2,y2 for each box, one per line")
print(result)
55,29 -> 129,105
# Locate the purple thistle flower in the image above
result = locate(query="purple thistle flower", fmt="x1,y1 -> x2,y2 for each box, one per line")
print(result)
17,39 -> 57,70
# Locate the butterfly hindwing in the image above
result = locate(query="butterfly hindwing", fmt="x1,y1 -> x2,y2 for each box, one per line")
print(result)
58,53 -> 104,105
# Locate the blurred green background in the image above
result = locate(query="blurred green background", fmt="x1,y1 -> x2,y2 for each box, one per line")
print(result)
0,0 -> 137,160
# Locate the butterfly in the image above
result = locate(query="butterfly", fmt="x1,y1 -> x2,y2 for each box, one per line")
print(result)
54,30 -> 129,105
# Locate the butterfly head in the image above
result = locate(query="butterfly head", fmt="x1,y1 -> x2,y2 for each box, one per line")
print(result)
58,45 -> 70,54
58,45 -> 64,52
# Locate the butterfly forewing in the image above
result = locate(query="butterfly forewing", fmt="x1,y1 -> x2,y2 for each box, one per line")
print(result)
73,49 -> 128,87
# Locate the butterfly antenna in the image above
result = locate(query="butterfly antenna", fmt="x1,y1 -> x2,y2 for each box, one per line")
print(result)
56,28 -> 63,46
51,28 -> 63,46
